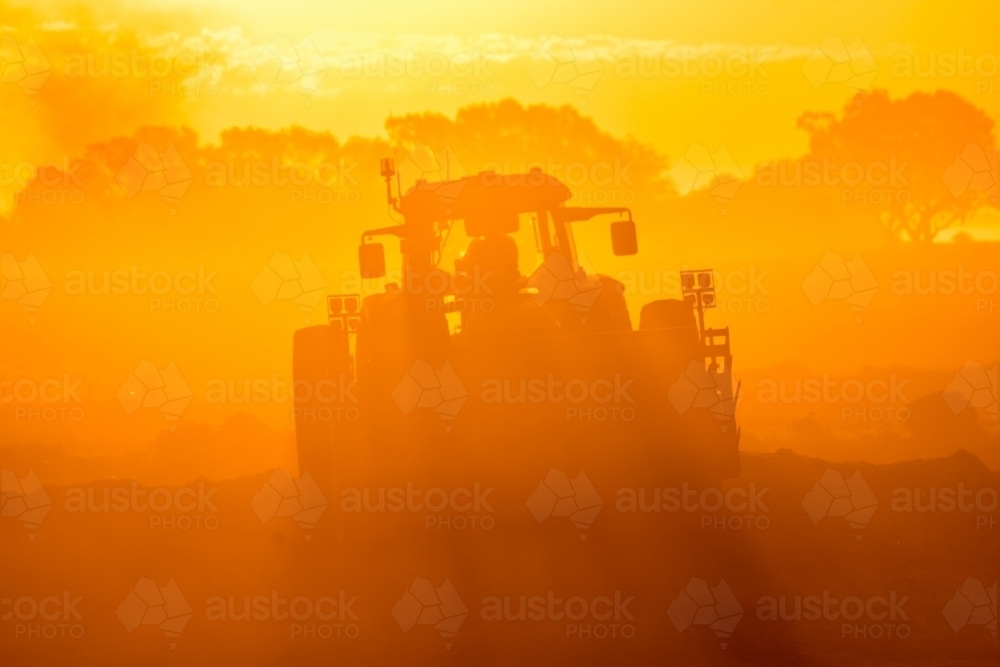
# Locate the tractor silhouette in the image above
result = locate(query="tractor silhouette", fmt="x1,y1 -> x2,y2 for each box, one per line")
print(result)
292,160 -> 740,498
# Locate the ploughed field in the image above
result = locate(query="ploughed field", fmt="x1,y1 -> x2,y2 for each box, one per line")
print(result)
1,449 -> 998,666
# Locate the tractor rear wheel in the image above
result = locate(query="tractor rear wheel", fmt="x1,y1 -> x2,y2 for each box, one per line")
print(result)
292,324 -> 351,489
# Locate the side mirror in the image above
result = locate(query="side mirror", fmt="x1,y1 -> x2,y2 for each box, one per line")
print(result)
611,220 -> 638,256
359,243 -> 385,279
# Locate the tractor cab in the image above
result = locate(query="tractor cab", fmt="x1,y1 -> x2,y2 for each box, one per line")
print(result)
355,161 -> 640,348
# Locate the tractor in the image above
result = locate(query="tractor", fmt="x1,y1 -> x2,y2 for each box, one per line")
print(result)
292,160 -> 740,500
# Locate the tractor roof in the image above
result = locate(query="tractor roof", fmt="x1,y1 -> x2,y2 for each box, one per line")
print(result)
399,170 -> 572,221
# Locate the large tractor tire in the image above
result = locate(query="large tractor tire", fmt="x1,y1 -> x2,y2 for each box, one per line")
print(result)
292,324 -> 351,490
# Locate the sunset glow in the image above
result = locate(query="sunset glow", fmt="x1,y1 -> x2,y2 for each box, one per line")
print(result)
2,0 -> 998,663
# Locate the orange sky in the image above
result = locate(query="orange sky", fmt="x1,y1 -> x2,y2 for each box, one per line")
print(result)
3,0 -> 999,174
2,0 -> 997,466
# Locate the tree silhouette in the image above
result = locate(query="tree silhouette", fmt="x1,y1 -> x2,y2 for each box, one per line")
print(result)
798,90 -> 996,243
385,98 -> 672,199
